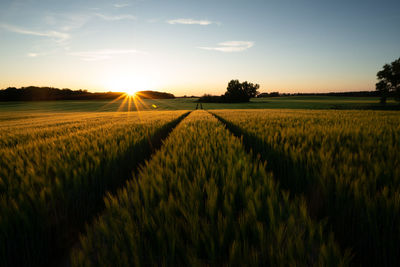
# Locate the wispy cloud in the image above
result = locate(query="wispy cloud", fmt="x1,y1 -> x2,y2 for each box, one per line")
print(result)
114,3 -> 130,8
95,13 -> 136,21
41,12 -> 135,31
198,41 -> 254,52
69,49 -> 142,61
167,18 -> 217,25
0,23 -> 70,42
27,51 -> 51,58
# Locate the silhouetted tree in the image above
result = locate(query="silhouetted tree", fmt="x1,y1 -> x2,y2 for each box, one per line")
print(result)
225,80 -> 260,102
376,57 -> 400,104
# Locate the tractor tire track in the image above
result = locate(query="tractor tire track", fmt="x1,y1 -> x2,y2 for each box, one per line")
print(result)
52,111 -> 192,267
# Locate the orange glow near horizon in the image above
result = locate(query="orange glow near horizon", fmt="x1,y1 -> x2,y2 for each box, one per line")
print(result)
104,72 -> 160,96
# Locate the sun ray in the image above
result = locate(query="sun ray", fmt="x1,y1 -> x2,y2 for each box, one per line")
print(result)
117,94 -> 129,112
134,95 -> 150,109
96,93 -> 126,112
132,94 -> 145,122
128,95 -> 131,111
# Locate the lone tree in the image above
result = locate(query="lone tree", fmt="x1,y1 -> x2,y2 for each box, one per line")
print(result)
225,80 -> 260,102
376,57 -> 400,104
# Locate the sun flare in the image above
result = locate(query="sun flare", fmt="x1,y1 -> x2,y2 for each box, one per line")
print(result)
124,89 -> 138,97
106,75 -> 154,96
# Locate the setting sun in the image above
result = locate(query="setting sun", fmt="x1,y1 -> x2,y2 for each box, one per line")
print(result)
105,74 -> 157,96
124,89 -> 138,97
107,78 -> 139,95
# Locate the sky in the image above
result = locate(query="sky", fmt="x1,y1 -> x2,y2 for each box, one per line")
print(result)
0,0 -> 399,96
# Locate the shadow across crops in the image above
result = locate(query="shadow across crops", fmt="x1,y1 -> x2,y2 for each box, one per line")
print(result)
210,112 -> 315,200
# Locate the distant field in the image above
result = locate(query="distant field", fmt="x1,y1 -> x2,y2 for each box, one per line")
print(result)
0,96 -> 398,113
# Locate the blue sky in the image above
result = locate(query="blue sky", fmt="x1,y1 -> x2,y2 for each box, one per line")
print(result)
0,0 -> 399,95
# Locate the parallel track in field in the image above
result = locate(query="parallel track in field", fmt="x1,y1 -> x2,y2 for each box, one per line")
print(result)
52,111 -> 192,267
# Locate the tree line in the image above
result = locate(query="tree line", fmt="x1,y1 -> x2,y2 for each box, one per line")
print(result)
136,90 -> 175,99
2,57 -> 398,103
199,77 -> 399,103
0,86 -> 175,101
